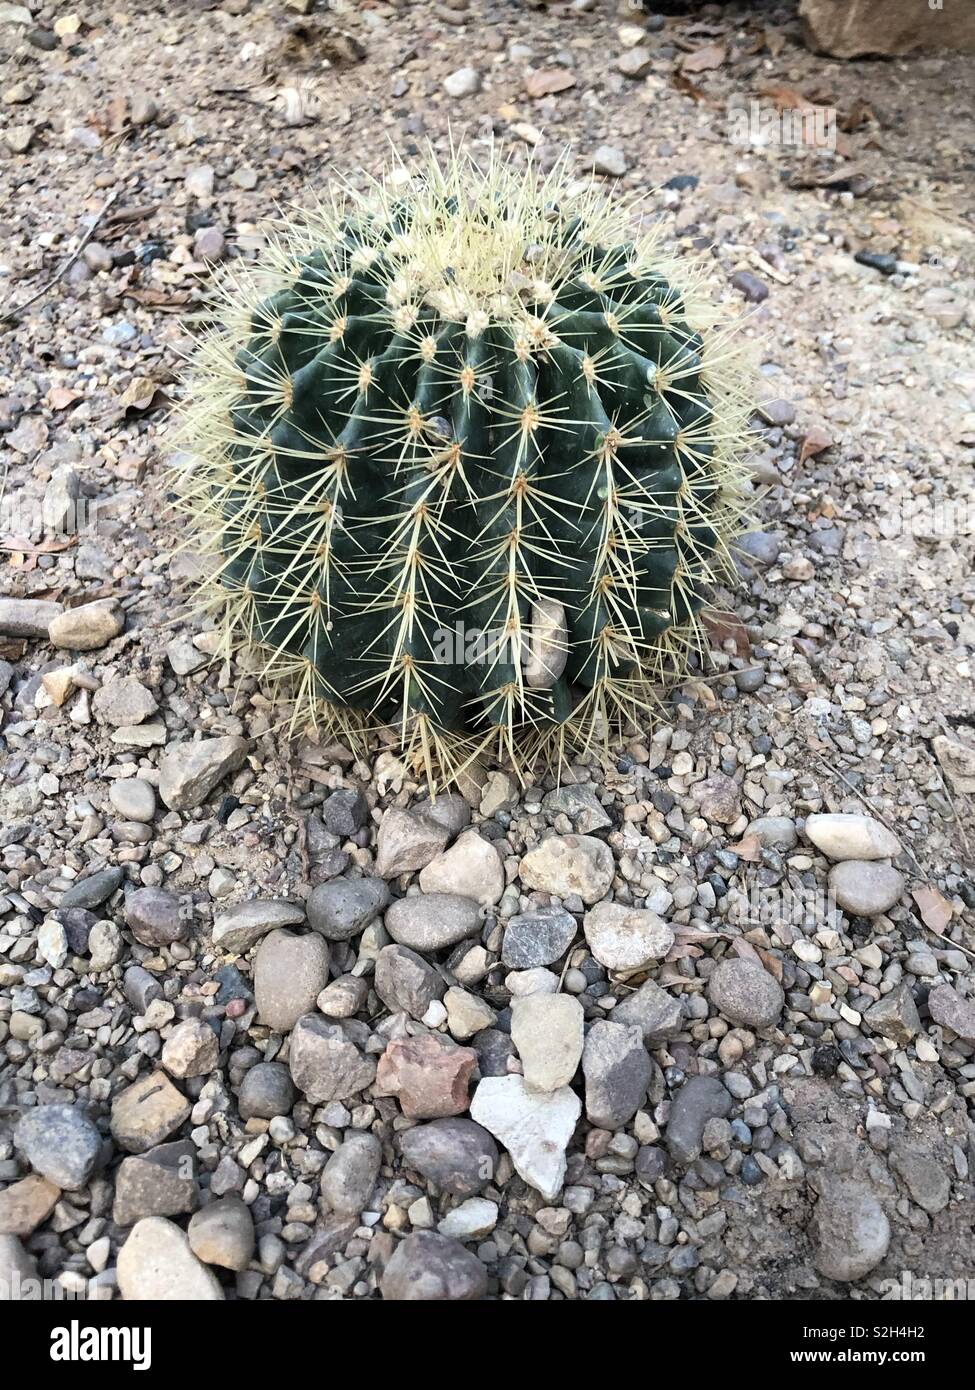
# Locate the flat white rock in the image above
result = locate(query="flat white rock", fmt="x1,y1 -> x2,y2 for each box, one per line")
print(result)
470,1075 -> 581,1202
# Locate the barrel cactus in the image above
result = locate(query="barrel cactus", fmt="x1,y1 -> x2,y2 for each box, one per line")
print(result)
178,150 -> 752,786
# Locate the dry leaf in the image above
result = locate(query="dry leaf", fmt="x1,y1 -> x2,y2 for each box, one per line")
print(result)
913,886 -> 952,935
524,68 -> 576,99
799,427 -> 833,464
47,387 -> 83,410
672,71 -> 722,107
728,832 -> 762,862
681,43 -> 726,73
703,608 -> 751,658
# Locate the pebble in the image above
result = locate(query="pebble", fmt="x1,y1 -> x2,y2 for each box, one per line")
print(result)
288,1015 -> 376,1103
254,929 -> 330,1033
92,679 -> 158,727
502,906 -> 577,969
444,986 -> 497,1040
124,888 -> 187,948
374,944 -> 445,1019
158,735 -> 249,811
187,1196 -> 255,1271
510,994 -> 584,1092
375,808 -> 449,876
612,976 -> 683,1042
398,1118 -> 499,1197
375,1033 -> 477,1118
863,984 -> 921,1045
14,1104 -> 102,1190
238,1062 -> 295,1120
438,1197 -> 498,1241
591,144 -> 628,177
707,959 -> 784,1029
37,918 -> 68,968
0,1174 -> 60,1236
666,1077 -> 733,1164
109,778 -> 156,823
60,866 -> 123,910
112,1140 -> 198,1227
320,1132 -> 382,1216
48,601 -> 123,651
381,1231 -> 487,1301
443,67 -> 482,98
519,834 -> 615,904
745,816 -> 798,851
582,1020 -> 651,1129
542,785 -> 612,833
110,1072 -> 191,1154
583,902 -> 674,974
306,877 -> 389,941
927,983 -> 975,1043
829,861 -> 904,916
321,788 -> 369,837
730,269 -> 769,303
811,1186 -> 890,1282
161,1019 -> 220,1078
385,893 -> 481,952
185,165 -> 215,198
0,597 -> 63,638
211,898 -> 305,953
804,813 -> 901,862
317,974 -> 368,1018
470,1076 -> 581,1202
692,773 -> 741,824
419,830 -> 505,905
117,1217 -> 224,1300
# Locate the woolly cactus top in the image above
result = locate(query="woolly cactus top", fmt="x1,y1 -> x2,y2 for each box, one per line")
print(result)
177,148 -> 752,787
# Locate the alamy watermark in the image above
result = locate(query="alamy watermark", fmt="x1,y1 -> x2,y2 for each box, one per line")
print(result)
0,494 -> 100,540
728,95 -> 837,153
880,1271 -> 975,1301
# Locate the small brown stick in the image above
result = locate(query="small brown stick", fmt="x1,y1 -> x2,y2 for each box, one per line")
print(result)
0,191 -> 119,325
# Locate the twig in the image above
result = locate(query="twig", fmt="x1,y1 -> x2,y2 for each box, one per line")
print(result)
0,191 -> 119,325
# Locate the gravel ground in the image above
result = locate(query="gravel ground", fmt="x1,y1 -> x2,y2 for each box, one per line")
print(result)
1,0 -> 974,1303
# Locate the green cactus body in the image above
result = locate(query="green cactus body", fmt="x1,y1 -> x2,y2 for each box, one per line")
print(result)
179,152 -> 751,784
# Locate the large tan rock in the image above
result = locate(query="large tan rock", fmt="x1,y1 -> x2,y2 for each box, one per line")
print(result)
800,0 -> 975,57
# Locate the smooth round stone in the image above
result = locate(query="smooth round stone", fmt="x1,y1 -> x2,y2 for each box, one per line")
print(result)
380,1231 -> 487,1301
811,1188 -> 890,1282
398,1118 -> 498,1197
238,1062 -> 295,1120
124,888 -> 187,948
15,1104 -> 102,1190
804,813 -> 901,862
385,893 -> 482,952
254,929 -> 330,1033
306,878 -> 389,941
109,778 -> 156,823
707,959 -> 784,1029
829,861 -> 904,917
187,1196 -> 255,1272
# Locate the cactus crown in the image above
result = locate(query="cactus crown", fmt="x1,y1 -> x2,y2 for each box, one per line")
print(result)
177,147 -> 753,788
